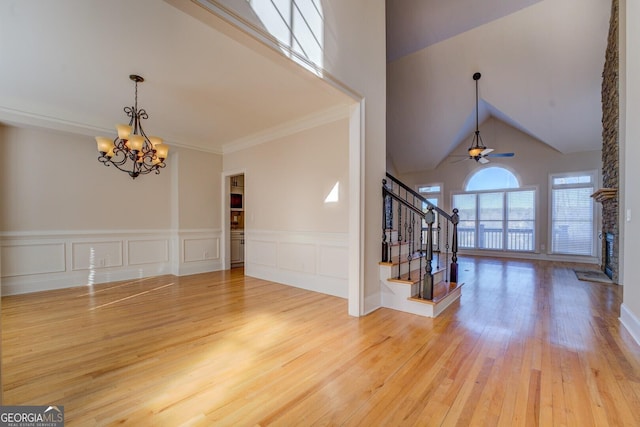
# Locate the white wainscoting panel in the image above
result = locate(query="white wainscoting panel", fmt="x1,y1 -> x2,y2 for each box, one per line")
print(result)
72,241 -> 123,270
1,229 -> 223,295
318,245 -> 349,279
128,239 -> 170,265
248,240 -> 277,267
1,242 -> 65,277
178,230 -> 223,276
278,242 -> 316,274
183,238 -> 219,262
245,230 -> 348,298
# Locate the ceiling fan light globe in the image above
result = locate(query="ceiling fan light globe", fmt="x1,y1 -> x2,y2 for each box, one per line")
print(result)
468,147 -> 485,157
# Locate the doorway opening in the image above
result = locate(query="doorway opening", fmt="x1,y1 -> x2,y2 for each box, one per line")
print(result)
230,174 -> 245,269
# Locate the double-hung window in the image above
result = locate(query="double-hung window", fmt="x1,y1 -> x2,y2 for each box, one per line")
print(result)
550,171 -> 596,256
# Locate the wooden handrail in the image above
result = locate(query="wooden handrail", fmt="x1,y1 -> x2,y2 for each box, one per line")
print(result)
385,172 -> 452,221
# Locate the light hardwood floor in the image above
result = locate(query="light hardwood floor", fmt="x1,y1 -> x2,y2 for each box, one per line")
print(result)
2,257 -> 640,426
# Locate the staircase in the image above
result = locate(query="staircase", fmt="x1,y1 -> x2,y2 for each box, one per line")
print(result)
380,173 -> 463,317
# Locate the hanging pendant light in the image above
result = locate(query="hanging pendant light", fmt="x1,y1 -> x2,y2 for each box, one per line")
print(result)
95,75 -> 169,179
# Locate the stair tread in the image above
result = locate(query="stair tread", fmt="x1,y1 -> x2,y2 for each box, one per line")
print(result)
409,281 -> 464,305
386,265 -> 448,284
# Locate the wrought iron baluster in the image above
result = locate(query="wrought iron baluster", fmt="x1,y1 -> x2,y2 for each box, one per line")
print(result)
397,202 -> 403,279
381,179 -> 392,263
407,211 -> 414,280
445,218 -> 450,282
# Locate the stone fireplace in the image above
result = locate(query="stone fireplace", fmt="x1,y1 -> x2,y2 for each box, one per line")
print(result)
598,0 -> 619,283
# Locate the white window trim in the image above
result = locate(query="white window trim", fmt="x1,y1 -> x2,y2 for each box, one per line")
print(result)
452,186 -> 538,253
548,170 -> 599,257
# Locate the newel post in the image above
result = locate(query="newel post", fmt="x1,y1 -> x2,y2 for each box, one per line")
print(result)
422,207 -> 435,300
450,208 -> 459,283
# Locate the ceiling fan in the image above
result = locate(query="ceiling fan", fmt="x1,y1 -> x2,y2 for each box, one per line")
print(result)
454,72 -> 515,164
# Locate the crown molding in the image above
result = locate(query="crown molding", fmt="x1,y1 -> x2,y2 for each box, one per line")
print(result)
0,105 -> 225,156
0,103 -> 351,157
0,105 -> 109,137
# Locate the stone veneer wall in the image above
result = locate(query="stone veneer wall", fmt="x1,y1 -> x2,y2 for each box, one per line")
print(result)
601,0 -> 619,282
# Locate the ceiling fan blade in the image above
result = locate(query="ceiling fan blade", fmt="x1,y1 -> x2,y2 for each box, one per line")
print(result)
451,157 -> 471,164
478,157 -> 490,164
486,152 -> 515,158
480,148 -> 494,156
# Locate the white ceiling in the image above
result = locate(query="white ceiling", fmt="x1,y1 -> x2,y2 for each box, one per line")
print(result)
386,0 -> 611,173
0,0 -> 352,154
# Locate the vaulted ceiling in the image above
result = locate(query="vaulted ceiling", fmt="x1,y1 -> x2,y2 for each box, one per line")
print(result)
386,0 -> 611,173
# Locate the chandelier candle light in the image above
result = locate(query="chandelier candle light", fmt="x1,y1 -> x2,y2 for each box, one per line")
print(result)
96,75 -> 169,179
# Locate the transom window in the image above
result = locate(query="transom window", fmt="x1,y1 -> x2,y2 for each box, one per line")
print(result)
465,167 -> 519,191
453,167 -> 536,252
248,0 -> 324,72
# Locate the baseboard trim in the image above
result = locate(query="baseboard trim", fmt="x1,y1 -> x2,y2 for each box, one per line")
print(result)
620,303 -> 640,346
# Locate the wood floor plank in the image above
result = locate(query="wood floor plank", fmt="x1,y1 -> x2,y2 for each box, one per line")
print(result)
2,258 -> 640,426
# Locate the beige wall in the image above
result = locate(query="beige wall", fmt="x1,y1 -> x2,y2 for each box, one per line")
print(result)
224,119 -> 349,233
0,125 -> 173,231
399,118 -> 601,256
175,147 -> 222,230
0,125 -> 221,232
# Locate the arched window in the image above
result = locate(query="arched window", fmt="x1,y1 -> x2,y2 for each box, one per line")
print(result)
465,166 -> 519,191
453,167 -> 536,252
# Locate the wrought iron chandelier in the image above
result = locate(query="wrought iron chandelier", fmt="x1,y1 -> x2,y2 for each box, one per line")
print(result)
468,72 -> 486,158
95,75 -> 169,179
